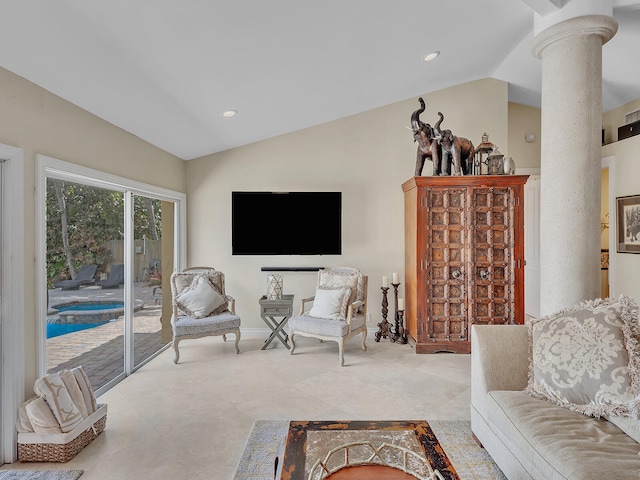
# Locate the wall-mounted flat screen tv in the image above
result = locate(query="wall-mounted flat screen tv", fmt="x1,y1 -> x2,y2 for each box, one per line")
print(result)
232,191 -> 342,255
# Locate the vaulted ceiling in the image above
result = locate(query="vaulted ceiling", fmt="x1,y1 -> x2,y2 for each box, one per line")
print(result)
1,0 -> 639,160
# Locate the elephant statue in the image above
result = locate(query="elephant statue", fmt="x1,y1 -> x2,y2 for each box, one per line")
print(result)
411,98 -> 443,176
433,112 -> 475,176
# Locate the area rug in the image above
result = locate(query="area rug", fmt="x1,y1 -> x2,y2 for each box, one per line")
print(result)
0,471 -> 83,480
233,420 -> 506,480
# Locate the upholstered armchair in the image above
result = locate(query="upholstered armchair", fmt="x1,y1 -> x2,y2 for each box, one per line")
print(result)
170,267 -> 240,363
287,267 -> 368,366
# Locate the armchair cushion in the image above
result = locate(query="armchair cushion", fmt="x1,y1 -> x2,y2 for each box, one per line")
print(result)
173,310 -> 240,337
175,275 -> 227,319
308,287 -> 351,320
526,296 -> 640,419
288,314 -> 366,337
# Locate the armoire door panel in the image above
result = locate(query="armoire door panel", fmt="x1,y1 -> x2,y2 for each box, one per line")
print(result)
403,175 -> 528,354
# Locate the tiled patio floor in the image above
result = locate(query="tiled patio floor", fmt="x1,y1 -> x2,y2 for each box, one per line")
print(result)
47,283 -> 169,389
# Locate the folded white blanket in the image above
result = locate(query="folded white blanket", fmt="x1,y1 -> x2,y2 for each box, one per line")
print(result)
16,396 -> 36,433
24,396 -> 63,435
34,373 -> 83,433
60,369 -> 89,419
72,366 -> 97,415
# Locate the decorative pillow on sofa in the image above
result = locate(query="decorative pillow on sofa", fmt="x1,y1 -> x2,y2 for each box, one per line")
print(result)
175,275 -> 227,319
309,287 -> 351,320
526,296 -> 640,419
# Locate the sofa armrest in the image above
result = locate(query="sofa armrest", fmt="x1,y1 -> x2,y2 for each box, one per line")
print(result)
471,325 -> 530,419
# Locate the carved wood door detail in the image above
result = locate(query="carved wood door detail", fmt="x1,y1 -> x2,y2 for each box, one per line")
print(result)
469,187 -> 515,325
422,187 -> 468,343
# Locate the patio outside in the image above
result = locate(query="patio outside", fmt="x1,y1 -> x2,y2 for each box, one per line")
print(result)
47,282 -> 168,390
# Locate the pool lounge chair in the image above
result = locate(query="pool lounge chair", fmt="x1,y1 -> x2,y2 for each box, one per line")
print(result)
97,264 -> 124,289
54,265 -> 97,291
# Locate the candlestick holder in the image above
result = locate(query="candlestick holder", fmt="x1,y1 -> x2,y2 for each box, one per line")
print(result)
396,309 -> 408,344
391,282 -> 400,342
375,287 -> 392,342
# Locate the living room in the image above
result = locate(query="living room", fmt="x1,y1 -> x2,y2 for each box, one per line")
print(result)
2,1 -> 640,478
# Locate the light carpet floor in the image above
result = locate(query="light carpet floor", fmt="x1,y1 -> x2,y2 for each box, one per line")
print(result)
0,471 -> 83,480
233,419 -> 506,480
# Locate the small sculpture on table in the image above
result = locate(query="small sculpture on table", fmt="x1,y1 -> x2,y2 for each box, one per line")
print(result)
432,112 -> 475,176
410,98 -> 475,177
410,98 -> 443,176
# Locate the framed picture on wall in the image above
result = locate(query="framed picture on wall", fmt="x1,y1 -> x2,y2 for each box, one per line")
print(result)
617,195 -> 640,253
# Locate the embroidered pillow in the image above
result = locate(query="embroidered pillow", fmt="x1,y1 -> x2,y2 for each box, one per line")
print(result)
318,269 -> 361,305
175,275 -> 227,319
309,287 -> 351,320
526,296 -> 640,418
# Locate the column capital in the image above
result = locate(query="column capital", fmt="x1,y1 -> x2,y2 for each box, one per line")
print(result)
532,14 -> 618,59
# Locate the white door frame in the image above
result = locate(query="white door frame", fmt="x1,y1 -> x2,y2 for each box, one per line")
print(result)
36,155 -> 186,384
602,156 -> 616,295
0,143 -> 25,464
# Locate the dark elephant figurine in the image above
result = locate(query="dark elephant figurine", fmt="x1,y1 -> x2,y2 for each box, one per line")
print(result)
411,98 -> 443,176
433,112 -> 475,176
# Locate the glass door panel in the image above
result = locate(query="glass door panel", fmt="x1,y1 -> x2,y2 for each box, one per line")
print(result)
46,178 -> 125,391
133,195 -> 171,368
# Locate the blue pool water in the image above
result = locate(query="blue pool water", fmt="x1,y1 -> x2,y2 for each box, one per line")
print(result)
55,302 -> 124,312
47,322 -> 103,339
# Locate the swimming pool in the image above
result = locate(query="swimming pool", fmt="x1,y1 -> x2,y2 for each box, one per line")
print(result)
51,301 -> 126,323
47,322 -> 104,339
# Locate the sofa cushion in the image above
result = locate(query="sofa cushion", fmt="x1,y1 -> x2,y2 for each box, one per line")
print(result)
487,390 -> 640,480
527,296 -> 640,418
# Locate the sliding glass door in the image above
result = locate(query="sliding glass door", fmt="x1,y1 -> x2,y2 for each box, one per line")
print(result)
46,178 -> 127,391
41,157 -> 183,395
132,195 -> 172,369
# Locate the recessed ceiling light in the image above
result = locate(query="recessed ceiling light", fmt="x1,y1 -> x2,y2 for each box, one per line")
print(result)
222,110 -> 238,118
423,51 -> 440,62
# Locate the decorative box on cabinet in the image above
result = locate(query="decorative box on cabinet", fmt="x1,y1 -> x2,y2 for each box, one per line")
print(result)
402,175 -> 529,354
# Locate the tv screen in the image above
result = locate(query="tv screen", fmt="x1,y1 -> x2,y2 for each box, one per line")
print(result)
232,191 -> 342,255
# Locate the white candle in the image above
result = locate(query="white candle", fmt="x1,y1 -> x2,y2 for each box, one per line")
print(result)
382,276 -> 389,288
398,298 -> 405,311
392,272 -> 399,284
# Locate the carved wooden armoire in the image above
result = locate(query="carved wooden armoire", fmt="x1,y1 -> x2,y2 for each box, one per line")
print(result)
402,175 -> 529,353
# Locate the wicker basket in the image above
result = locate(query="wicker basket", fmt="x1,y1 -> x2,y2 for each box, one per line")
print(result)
18,404 -> 107,462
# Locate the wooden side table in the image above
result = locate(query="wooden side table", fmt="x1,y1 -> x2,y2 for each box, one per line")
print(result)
259,294 -> 294,350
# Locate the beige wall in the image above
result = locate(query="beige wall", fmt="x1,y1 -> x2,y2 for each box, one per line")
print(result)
603,98 -> 640,144
0,66 -> 185,394
603,133 -> 640,302
186,78 -> 509,329
508,102 -> 541,169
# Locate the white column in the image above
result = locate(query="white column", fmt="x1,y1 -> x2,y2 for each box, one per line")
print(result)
533,15 -> 617,316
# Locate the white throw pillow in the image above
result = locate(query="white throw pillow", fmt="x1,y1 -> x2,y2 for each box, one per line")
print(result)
176,275 -> 227,319
309,287 -> 351,320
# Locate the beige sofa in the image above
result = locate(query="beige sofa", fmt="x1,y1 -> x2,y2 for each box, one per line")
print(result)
471,324 -> 640,480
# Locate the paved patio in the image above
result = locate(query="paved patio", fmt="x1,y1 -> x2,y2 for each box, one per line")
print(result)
47,282 -> 169,390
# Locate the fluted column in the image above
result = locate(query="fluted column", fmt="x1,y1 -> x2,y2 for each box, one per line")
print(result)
533,15 -> 617,316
